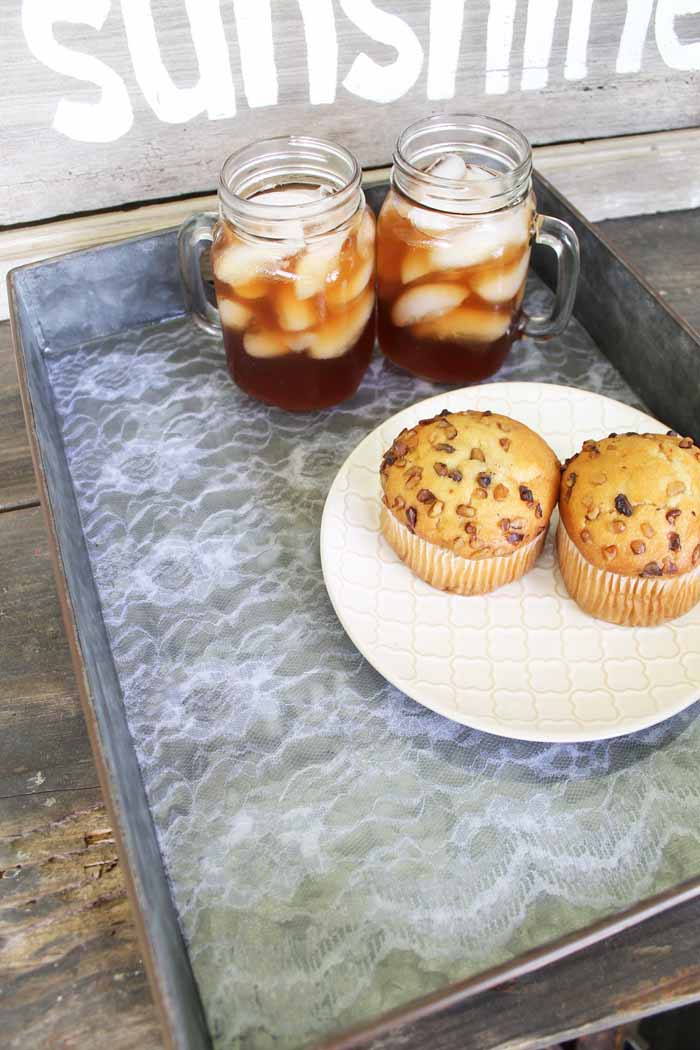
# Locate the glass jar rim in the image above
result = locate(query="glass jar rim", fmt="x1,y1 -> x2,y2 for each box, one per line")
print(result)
218,134 -> 363,240
393,113 -> 532,214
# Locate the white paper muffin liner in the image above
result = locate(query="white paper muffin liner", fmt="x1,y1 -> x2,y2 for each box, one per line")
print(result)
556,521 -> 700,626
381,506 -> 547,595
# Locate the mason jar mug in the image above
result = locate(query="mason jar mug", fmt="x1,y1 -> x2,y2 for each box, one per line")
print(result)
376,114 -> 580,383
179,136 -> 376,411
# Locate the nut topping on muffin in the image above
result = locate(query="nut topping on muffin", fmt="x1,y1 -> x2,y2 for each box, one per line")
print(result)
560,433 -> 700,578
557,432 -> 700,625
380,409 -> 559,595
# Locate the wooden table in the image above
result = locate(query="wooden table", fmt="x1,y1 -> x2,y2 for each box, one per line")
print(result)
2,210 -> 700,1050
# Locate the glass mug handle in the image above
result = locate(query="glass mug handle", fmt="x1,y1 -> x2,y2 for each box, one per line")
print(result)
523,214 -> 580,339
177,213 -> 221,336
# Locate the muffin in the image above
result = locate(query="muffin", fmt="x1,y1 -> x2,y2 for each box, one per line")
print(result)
557,432 -> 700,625
380,409 -> 559,594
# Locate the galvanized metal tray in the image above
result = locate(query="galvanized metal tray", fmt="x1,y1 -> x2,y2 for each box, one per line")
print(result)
9,174 -> 700,1050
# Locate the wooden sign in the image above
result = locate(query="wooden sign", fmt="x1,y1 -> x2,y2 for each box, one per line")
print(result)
3,1 -> 700,225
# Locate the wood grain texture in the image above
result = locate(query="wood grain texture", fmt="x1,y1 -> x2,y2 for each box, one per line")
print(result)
0,505 -> 161,1049
3,1 -> 700,223
0,802 -> 163,1050
536,128 -> 700,222
0,322 -> 37,509
0,508 -> 97,800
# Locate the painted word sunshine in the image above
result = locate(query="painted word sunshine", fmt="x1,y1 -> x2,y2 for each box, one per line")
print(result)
22,0 -> 700,143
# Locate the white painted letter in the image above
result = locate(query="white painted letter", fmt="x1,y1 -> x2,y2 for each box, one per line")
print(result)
427,0 -> 465,100
297,0 -> 338,105
21,0 -> 133,142
565,0 -> 593,80
656,0 -> 700,69
232,0 -> 278,108
121,0 -> 235,122
521,0 -> 559,91
485,0 -> 517,95
340,0 -> 424,103
616,0 -> 654,73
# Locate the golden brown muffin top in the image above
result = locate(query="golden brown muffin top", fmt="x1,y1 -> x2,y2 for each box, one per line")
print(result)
559,432 -> 700,577
380,409 -> 559,559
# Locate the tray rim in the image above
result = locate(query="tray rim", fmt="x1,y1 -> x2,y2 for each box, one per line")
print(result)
8,180 -> 700,1050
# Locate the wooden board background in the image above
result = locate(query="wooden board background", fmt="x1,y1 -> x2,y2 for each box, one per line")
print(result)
3,0 -> 700,225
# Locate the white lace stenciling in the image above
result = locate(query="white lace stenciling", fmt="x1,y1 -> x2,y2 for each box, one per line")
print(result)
45,285 -> 700,1050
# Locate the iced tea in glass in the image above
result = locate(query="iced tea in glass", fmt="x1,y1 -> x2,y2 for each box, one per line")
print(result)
179,137 -> 375,411
376,115 -> 579,383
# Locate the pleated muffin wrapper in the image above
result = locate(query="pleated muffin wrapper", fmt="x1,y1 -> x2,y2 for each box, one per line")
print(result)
381,506 -> 548,596
556,522 -> 700,626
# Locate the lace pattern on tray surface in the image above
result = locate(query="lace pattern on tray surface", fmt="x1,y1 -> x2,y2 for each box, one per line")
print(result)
46,281 -> 700,1050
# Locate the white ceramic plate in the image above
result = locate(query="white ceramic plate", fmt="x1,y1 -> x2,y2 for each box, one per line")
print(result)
320,382 -> 700,742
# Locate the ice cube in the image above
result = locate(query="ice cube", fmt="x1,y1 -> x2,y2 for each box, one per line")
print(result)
276,283 -> 318,331
243,328 -> 290,358
356,208 -> 376,257
400,248 -> 434,284
218,298 -> 251,330
471,251 -> 531,304
233,276 -> 268,299
214,239 -> 295,287
307,288 -> 375,360
287,333 -> 313,353
406,206 -> 457,234
428,154 -> 468,180
294,231 -> 346,299
430,207 -> 530,271
391,283 -> 468,327
327,254 -> 374,307
412,305 -> 511,343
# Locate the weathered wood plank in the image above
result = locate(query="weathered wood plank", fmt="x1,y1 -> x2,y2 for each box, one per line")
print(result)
0,322 -> 37,509
4,128 -> 700,322
0,502 -> 161,1048
0,802 -> 163,1050
0,786 -> 103,841
3,1 -> 700,223
0,507 -> 98,800
536,128 -> 700,222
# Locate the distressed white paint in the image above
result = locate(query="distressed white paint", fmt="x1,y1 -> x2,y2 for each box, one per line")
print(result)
298,0 -> 338,105
232,0 -> 279,108
340,0 -> 424,103
485,0 -> 517,95
121,0 -> 236,123
565,0 -> 594,80
427,0 -> 465,100
616,0 -> 654,73
521,0 -> 559,91
655,0 -> 700,70
21,0 -> 133,143
8,0 -> 700,223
